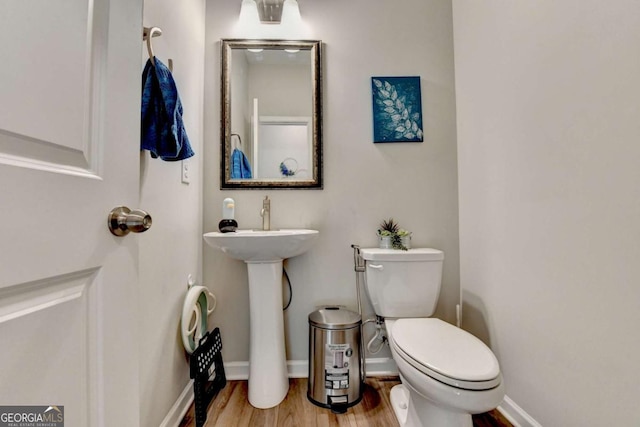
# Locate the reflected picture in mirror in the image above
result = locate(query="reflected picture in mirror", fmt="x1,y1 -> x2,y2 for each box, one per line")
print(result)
220,39 -> 323,189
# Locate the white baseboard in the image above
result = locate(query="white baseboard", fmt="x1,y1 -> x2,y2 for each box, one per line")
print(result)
159,380 -> 194,427
287,359 -> 309,378
365,357 -> 398,376
225,357 -> 398,380
223,361 -> 251,380
498,395 -> 542,427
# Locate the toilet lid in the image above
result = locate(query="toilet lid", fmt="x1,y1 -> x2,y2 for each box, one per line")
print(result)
391,318 -> 501,390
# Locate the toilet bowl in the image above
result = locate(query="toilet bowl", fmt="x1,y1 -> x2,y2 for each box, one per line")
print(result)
386,318 -> 504,427
360,248 -> 504,427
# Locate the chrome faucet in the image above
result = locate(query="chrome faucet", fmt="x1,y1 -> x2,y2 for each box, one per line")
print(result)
260,196 -> 270,230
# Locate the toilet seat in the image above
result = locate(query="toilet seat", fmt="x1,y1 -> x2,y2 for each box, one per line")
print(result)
181,285 -> 217,354
391,318 -> 501,391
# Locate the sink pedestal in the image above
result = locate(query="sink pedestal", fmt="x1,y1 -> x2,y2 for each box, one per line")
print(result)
202,229 -> 319,409
246,260 -> 288,408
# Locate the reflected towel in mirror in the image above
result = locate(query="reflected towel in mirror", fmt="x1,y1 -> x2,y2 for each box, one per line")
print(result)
231,148 -> 252,179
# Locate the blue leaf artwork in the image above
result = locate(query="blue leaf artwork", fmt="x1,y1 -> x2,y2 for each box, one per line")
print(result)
371,76 -> 424,143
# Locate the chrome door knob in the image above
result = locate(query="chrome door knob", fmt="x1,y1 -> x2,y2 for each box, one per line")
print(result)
108,206 -> 152,236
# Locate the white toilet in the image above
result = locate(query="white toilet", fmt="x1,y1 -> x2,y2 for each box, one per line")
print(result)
360,248 -> 504,427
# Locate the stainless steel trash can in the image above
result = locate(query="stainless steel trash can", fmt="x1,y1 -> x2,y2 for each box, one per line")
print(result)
308,306 -> 363,413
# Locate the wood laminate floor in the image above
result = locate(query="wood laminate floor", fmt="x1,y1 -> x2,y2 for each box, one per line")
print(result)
179,377 -> 512,427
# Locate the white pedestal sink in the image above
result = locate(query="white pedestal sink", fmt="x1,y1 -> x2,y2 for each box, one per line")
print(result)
203,229 -> 319,408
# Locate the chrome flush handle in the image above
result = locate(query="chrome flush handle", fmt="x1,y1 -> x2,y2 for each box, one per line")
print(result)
108,206 -> 152,236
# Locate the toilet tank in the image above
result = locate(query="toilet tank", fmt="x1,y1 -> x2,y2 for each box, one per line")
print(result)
360,248 -> 444,318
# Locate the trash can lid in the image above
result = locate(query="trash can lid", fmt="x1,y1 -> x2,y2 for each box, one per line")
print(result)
309,306 -> 361,329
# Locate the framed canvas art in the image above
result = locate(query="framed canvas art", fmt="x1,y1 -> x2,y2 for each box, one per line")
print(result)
371,76 -> 424,143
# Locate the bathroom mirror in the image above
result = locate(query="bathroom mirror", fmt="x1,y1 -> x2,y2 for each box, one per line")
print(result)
220,39 -> 322,189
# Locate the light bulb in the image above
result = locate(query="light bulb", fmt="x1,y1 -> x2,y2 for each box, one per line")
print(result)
237,0 -> 260,34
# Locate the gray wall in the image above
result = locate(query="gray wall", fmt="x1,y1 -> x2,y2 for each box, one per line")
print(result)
453,1 -> 640,425
204,0 -> 460,365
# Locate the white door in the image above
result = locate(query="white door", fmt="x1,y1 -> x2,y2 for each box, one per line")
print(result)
0,0 -> 143,425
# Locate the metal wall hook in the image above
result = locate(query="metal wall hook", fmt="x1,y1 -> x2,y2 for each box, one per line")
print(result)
143,26 -> 163,68
231,133 -> 242,149
108,206 -> 152,236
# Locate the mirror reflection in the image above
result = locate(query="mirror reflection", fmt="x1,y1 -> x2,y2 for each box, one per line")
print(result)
221,39 -> 322,189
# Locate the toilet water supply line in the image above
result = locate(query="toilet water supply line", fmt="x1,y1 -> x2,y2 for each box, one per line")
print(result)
351,244 -> 387,355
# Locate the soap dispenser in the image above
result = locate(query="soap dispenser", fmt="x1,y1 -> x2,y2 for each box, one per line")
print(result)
218,198 -> 238,233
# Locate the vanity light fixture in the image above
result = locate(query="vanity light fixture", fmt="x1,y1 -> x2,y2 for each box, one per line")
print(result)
284,48 -> 300,53
247,48 -> 264,53
240,0 -> 301,25
257,0 -> 283,23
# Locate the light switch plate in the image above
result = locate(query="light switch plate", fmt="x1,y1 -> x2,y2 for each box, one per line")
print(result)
181,160 -> 190,184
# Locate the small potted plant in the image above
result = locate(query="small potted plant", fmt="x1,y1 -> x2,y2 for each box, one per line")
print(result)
377,218 -> 411,250
397,229 -> 412,250
377,218 -> 398,249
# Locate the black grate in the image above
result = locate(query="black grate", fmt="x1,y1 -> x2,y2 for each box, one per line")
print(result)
189,328 -> 226,427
